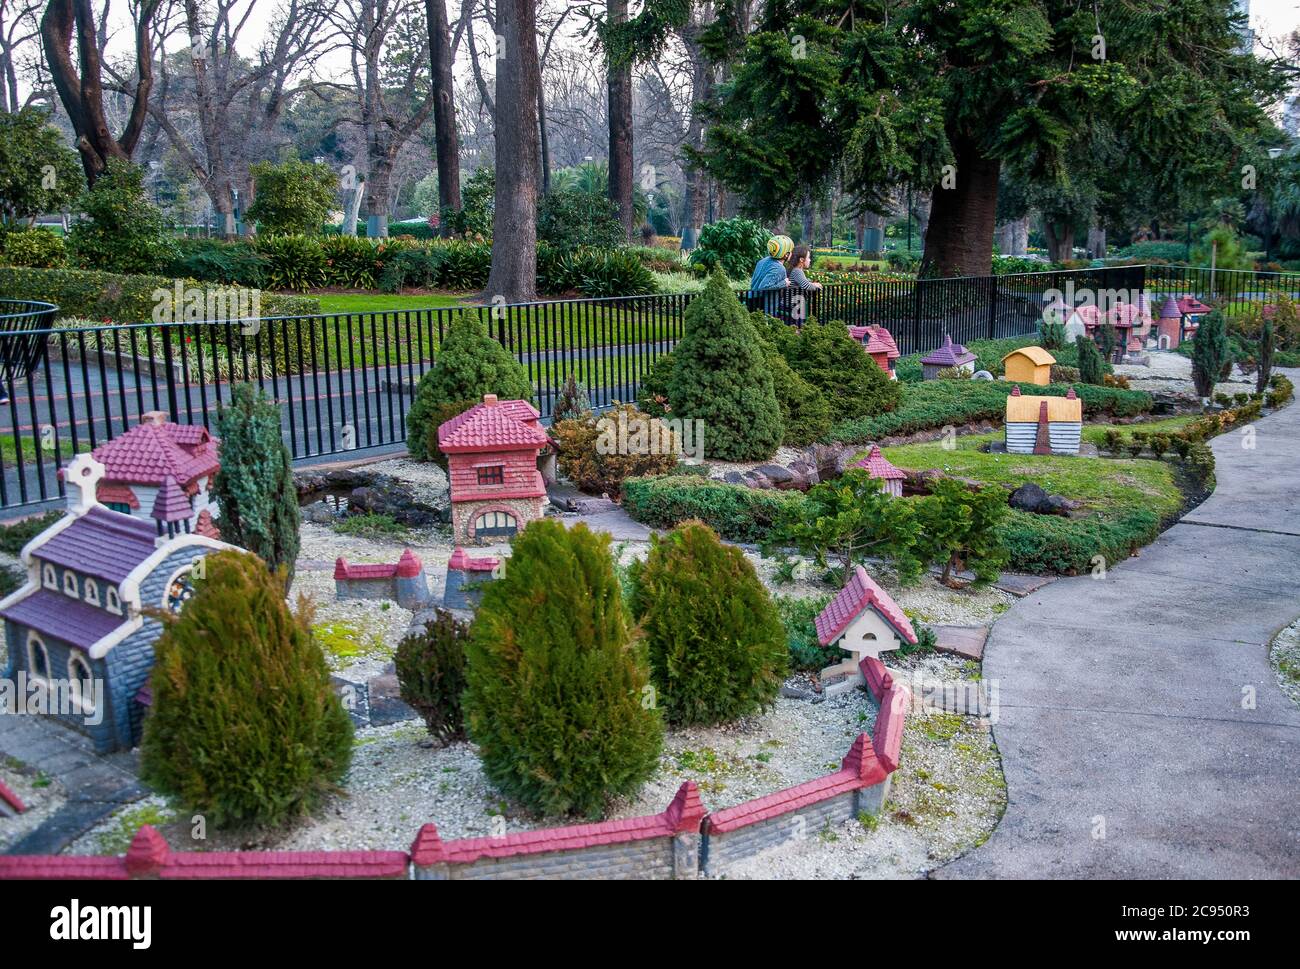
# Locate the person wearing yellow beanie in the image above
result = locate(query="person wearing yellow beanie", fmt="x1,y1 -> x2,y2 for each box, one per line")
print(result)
750,235 -> 793,292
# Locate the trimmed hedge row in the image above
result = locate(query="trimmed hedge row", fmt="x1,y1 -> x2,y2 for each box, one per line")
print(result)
620,474 -> 806,544
828,379 -> 1152,444
0,265 -> 318,324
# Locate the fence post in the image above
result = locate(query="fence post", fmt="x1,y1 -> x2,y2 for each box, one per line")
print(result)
158,324 -> 181,422
987,273 -> 998,340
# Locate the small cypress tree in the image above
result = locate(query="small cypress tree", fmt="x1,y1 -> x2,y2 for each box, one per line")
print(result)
782,316 -> 903,421
1256,318 -> 1274,395
463,519 -> 662,816
1192,309 -> 1230,400
551,373 -> 593,425
764,344 -> 833,445
628,522 -> 787,726
1076,334 -> 1105,385
1096,323 -> 1118,363
406,313 -> 533,461
666,270 -> 784,461
212,383 -> 300,584
140,551 -> 353,828
395,610 -> 471,744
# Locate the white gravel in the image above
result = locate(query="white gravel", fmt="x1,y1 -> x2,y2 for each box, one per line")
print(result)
1270,618 -> 1300,709
0,759 -> 67,853
1113,349 -> 1256,398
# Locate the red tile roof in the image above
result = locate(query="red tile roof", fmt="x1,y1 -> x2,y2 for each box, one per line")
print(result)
1176,296 -> 1212,315
872,684 -> 911,772
1158,296 -> 1181,319
854,444 -> 905,481
0,778 -> 26,814
194,509 -> 221,539
868,325 -> 901,359
704,770 -> 872,833
859,656 -> 894,701
438,397 -> 548,453
448,547 -> 500,572
814,565 -> 917,647
96,481 -> 139,509
37,506 -> 159,582
91,416 -> 218,491
0,856 -> 130,879
333,552 -> 423,580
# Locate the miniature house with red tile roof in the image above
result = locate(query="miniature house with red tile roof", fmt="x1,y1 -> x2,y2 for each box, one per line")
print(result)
81,411 -> 222,540
814,565 -> 917,696
920,333 -> 977,380
0,454 -> 238,753
847,325 -> 900,379
438,395 -> 550,545
853,445 -> 906,497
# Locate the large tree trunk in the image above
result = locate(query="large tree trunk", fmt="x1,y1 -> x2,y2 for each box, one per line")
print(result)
1044,219 -> 1075,263
922,135 -> 1000,276
485,0 -> 541,302
426,0 -> 462,233
606,0 -> 635,239
41,0 -> 158,184
1086,225 -> 1106,259
365,161 -> 392,238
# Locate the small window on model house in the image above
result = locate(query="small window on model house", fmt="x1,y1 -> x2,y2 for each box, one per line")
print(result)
27,634 -> 50,686
106,502 -> 133,515
106,587 -> 122,615
68,655 -> 95,715
43,564 -> 57,589
477,465 -> 505,486
63,570 -> 79,599
84,579 -> 100,606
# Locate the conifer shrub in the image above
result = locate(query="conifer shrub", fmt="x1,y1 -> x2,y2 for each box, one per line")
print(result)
462,519 -> 662,816
782,316 -> 902,421
395,610 -> 470,744
1076,335 -> 1105,385
140,551 -> 353,828
627,522 -> 787,726
406,313 -> 534,461
552,403 -> 678,497
666,270 -> 784,461
213,383 -> 300,584
747,312 -> 832,445
1192,310 -> 1230,400
636,351 -> 675,415
551,373 -> 593,425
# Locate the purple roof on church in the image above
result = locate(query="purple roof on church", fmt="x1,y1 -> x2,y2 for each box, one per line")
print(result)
151,477 -> 192,523
921,333 -> 976,367
36,507 -> 158,583
0,588 -> 124,651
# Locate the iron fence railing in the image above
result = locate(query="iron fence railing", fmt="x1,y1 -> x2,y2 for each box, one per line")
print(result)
0,263 -> 1294,512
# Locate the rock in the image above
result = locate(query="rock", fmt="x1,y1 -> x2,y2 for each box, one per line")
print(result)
742,471 -> 772,490
787,460 -> 819,491
779,685 -> 812,700
301,501 -> 338,524
807,443 -> 855,481
1045,495 -> 1083,514
972,370 -> 994,380
723,470 -> 746,485
347,474 -> 447,525
754,463 -> 795,487
1009,482 -> 1052,514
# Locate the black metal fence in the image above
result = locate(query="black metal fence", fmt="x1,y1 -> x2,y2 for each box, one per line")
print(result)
0,262 -> 1290,513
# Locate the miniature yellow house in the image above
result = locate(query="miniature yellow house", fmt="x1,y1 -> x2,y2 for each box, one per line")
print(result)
1004,386 -> 1082,455
1001,346 -> 1056,385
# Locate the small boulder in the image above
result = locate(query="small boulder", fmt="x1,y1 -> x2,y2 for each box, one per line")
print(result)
754,463 -> 795,487
972,370 -> 994,381
1009,482 -> 1052,514
742,471 -> 773,490
722,470 -> 746,485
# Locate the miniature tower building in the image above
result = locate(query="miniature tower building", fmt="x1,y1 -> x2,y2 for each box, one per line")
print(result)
1157,296 -> 1183,349
854,445 -> 906,497
438,394 -> 550,545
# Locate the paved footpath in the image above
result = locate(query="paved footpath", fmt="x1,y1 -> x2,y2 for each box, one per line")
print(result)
939,372 -> 1300,879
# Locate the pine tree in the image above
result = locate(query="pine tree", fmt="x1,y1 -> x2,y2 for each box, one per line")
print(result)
463,519 -> 662,816
406,313 -> 534,461
1076,335 -> 1105,386
628,522 -> 787,726
212,383 -> 300,584
140,551 -> 353,828
1192,309 -> 1230,400
666,270 -> 784,461
551,373 -> 593,425
782,316 -> 902,421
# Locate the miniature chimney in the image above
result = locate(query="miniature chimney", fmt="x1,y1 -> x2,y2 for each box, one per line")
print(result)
482,394 -> 498,407
140,410 -> 168,426
1066,387 -> 1077,399
63,453 -> 106,514
1011,385 -> 1022,396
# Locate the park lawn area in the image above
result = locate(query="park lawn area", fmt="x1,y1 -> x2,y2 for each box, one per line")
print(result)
313,292 -> 468,314
0,433 -> 88,466
880,434 -> 1185,521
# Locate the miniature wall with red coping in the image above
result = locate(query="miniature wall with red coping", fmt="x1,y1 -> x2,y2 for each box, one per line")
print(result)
0,679 -> 909,881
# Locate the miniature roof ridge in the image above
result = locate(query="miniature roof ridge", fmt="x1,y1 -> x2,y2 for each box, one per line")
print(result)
854,444 -> 905,481
437,397 -> 548,451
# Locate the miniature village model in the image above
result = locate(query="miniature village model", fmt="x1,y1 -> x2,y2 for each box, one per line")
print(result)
849,324 -> 901,379
0,454 -> 236,753
854,445 -> 906,497
1001,346 -> 1055,385
920,333 -> 977,379
83,411 -> 222,539
1004,386 -> 1082,455
335,549 -> 432,610
814,565 -> 917,696
438,394 -> 551,545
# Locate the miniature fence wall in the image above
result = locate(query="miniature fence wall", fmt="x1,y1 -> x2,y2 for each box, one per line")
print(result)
0,667 -> 910,880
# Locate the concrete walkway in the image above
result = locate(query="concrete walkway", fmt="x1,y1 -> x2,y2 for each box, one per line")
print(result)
938,373 -> 1300,879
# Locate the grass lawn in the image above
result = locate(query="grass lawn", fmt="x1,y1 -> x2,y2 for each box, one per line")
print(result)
0,433 -> 88,466
1081,415 -> 1197,446
312,292 -> 468,314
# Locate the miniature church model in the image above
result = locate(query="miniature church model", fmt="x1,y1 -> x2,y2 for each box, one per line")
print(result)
83,411 -> 222,540
0,454 -> 237,753
438,394 -> 550,545
814,565 -> 917,696
920,334 -> 977,379
1004,386 -> 1082,455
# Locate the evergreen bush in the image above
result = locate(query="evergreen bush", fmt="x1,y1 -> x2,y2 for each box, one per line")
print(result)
627,522 -> 787,726
551,373 -> 593,424
552,403 -> 678,497
405,313 -> 533,461
463,520 -> 662,817
140,551 -> 353,828
1076,335 -> 1105,385
212,383 -> 301,584
782,316 -> 902,421
395,610 -> 471,743
1192,310 -> 1230,400
66,159 -> 177,274
665,270 -> 783,461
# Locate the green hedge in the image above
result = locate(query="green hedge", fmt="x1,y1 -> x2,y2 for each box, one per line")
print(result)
828,379 -> 1152,443
0,265 -> 318,324
621,475 -> 805,544
998,507 -> 1163,575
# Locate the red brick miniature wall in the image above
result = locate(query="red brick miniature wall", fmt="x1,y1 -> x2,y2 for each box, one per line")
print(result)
0,684 -> 910,881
